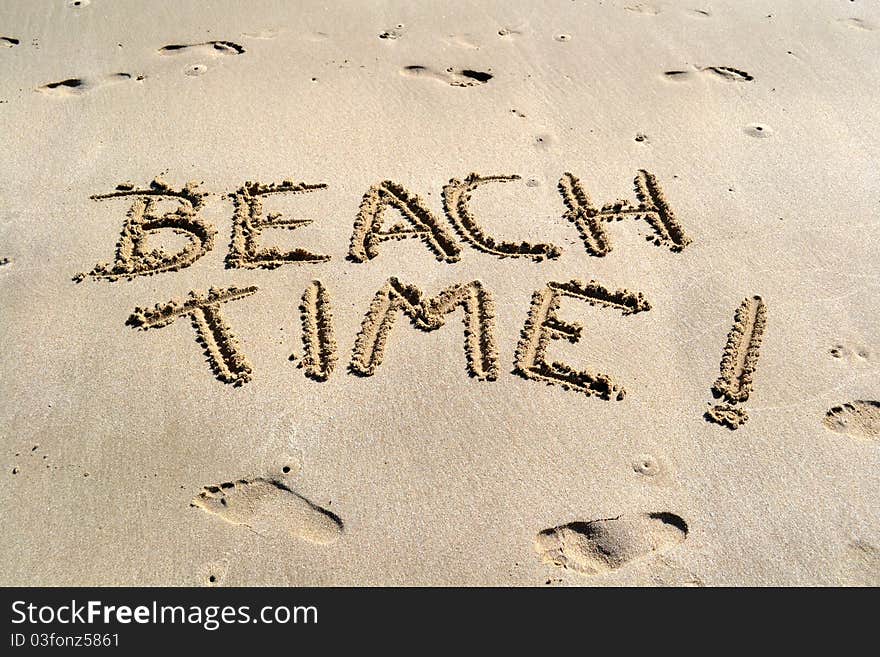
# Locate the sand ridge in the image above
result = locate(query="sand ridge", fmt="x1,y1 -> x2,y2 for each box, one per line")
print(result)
127,286 -> 258,386
555,169 -> 693,254
706,296 -> 768,430
442,173 -> 561,261
226,180 -> 330,269
349,180 -> 461,263
298,280 -> 337,382
514,280 -> 651,401
349,277 -> 499,381
75,179 -> 213,282
73,170 -> 689,277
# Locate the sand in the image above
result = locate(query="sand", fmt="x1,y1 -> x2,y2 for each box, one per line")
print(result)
0,0 -> 878,586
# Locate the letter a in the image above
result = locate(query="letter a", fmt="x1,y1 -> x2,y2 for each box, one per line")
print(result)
348,181 -> 461,263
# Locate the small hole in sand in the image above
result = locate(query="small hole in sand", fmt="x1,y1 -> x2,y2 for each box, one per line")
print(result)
744,123 -> 773,138
208,575 -> 216,583
282,466 -> 291,474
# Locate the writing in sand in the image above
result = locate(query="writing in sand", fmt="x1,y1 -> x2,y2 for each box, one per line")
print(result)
72,171 -> 764,427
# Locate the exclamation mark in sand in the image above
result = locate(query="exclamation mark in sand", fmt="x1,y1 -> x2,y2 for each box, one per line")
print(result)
704,295 -> 767,429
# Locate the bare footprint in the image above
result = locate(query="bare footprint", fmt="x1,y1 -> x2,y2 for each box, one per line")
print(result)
663,69 -> 694,81
401,65 -> 493,87
36,72 -> 144,96
823,401 -> 880,440
38,78 -> 86,95
192,477 -> 343,545
700,66 -> 753,82
663,65 -> 753,82
536,512 -> 688,575
158,40 -> 245,55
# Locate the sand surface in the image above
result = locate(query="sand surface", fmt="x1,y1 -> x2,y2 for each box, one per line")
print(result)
1,0 -> 878,586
